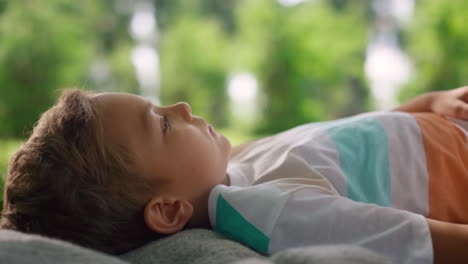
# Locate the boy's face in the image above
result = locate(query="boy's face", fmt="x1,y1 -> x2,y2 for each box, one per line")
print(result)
93,93 -> 231,205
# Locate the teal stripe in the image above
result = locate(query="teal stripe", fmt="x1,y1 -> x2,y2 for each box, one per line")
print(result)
216,194 -> 270,254
325,117 -> 391,206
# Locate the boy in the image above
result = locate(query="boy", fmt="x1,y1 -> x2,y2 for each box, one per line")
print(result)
2,87 -> 468,263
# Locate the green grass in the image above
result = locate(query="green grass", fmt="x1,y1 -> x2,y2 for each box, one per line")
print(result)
0,139 -> 23,210
0,139 -> 23,179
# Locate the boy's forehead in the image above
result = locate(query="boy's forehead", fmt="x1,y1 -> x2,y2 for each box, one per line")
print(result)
93,93 -> 159,113
93,92 -> 142,103
93,93 -> 148,156
93,93 -> 146,113
93,93 -> 145,129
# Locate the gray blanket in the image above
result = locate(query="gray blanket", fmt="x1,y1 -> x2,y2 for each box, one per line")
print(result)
0,228 -> 394,264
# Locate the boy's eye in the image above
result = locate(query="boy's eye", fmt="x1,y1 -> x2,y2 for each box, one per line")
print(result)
163,115 -> 169,132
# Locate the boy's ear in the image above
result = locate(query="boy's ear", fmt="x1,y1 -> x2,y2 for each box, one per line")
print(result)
144,197 -> 193,235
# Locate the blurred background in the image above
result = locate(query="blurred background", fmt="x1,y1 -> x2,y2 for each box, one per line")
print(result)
1,0 -> 468,194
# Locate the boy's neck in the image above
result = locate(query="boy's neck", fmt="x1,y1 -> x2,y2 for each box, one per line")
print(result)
188,173 -> 230,229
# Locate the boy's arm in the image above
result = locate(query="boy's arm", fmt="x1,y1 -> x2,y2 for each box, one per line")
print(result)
392,86 -> 468,120
391,91 -> 435,113
427,218 -> 468,263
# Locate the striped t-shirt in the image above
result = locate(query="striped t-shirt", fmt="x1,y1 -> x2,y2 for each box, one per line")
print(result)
226,111 -> 468,222
209,111 -> 468,263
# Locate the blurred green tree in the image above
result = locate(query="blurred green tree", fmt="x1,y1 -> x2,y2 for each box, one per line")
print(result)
233,0 -> 371,134
155,0 -> 237,33
85,0 -> 139,94
0,0 -> 139,138
399,0 -> 468,101
0,0 -> 94,138
159,8 -> 230,127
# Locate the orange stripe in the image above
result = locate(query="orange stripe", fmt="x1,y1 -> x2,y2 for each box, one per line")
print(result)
413,113 -> 468,223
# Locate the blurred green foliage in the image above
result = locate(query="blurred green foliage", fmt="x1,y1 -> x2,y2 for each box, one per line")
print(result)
232,0 -> 371,133
0,0 -> 93,137
1,0 -> 468,181
159,13 -> 230,127
157,0 -> 372,134
399,0 -> 468,101
0,0 -> 138,138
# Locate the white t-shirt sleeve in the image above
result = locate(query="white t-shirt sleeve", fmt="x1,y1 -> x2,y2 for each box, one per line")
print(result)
208,180 -> 433,264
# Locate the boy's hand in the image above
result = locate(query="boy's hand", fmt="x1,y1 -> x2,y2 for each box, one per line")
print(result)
430,86 -> 468,120
392,86 -> 468,120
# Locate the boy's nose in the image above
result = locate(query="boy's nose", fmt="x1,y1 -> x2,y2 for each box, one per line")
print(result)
174,102 -> 192,122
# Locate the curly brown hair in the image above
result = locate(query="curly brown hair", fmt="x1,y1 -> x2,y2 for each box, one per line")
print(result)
0,89 -> 165,255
